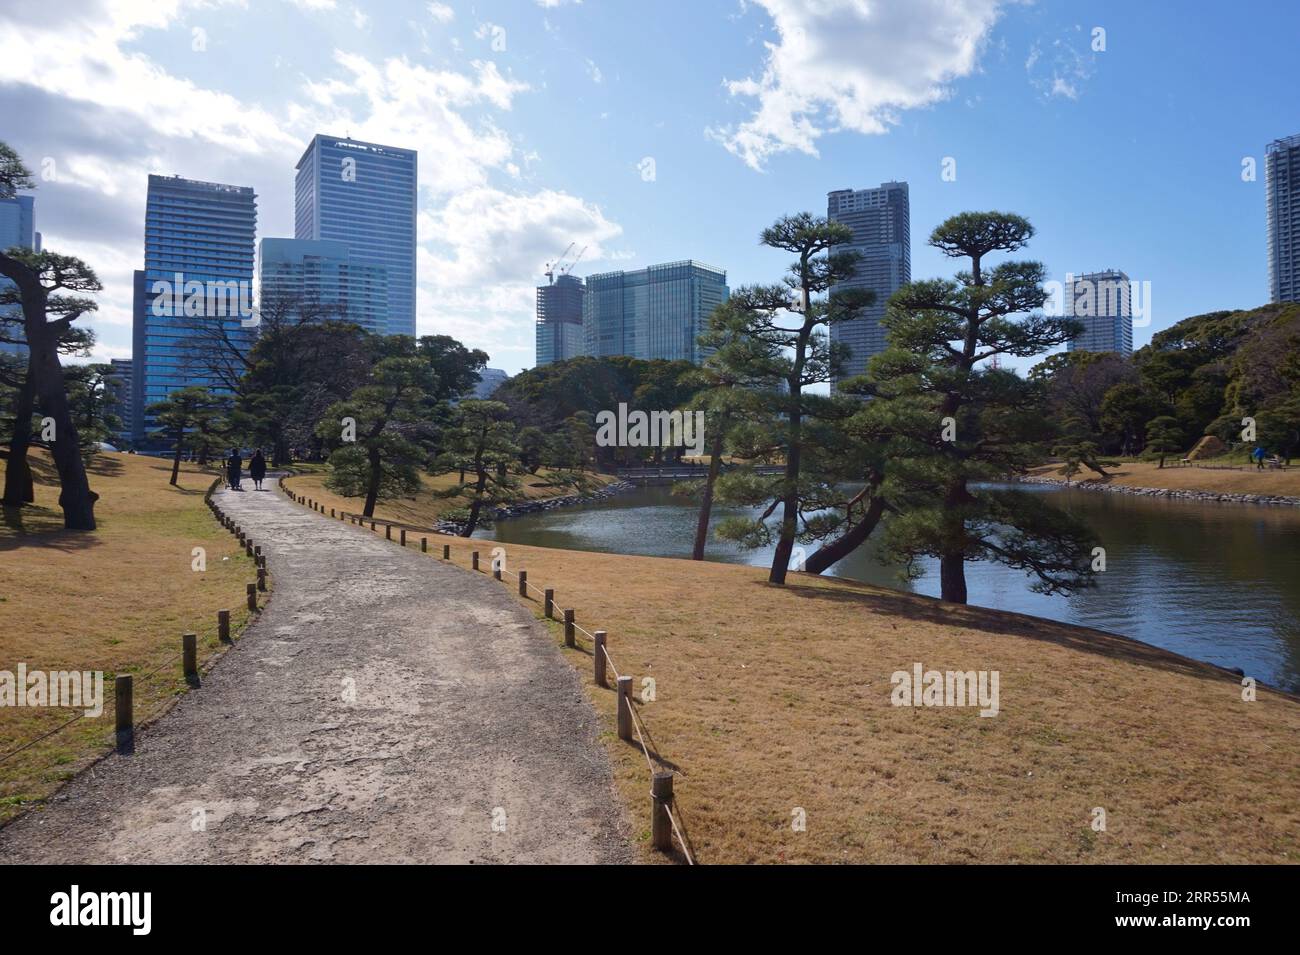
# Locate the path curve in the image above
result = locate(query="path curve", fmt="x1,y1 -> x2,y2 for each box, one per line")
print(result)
0,477 -> 631,864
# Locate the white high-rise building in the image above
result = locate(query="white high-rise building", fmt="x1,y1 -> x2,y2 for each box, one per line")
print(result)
1065,270 -> 1133,356
1266,133 -> 1300,304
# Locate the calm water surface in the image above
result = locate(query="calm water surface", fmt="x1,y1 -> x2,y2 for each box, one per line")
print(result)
478,483 -> 1300,692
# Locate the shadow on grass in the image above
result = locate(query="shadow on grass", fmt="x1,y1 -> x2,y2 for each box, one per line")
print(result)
775,574 -> 1295,696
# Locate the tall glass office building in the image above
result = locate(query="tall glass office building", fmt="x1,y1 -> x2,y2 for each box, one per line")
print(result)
131,174 -> 257,445
1266,132 -> 1300,304
583,261 -> 728,365
536,273 -> 586,366
295,135 -> 417,337
827,181 -> 910,389
258,238 -> 388,335
0,193 -> 39,357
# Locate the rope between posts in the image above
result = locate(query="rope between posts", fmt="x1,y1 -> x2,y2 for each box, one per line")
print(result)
626,698 -> 656,776
663,802 -> 695,865
0,711 -> 84,766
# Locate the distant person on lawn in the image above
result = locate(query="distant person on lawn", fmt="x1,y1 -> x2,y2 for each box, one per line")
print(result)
249,449 -> 267,491
1253,446 -> 1266,470
226,449 -> 243,490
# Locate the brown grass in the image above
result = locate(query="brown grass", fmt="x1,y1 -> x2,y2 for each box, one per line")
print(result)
281,465 -> 613,528
0,450 -> 259,825
334,517 -> 1300,864
1030,459 -> 1300,496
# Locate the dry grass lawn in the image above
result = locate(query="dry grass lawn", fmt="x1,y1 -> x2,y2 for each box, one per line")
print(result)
327,514 -> 1300,864
1030,459 -> 1300,496
281,465 -> 613,529
0,450 -> 259,825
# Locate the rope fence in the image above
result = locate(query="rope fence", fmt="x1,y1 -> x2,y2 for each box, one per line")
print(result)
282,476 -> 697,864
0,476 -> 268,778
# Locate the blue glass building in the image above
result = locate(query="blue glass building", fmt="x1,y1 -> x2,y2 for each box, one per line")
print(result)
294,135 -> 417,337
131,174 -> 257,445
582,261 -> 728,365
258,238 -> 388,335
0,193 -> 39,358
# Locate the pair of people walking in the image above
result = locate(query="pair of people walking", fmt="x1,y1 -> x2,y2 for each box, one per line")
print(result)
226,449 -> 267,491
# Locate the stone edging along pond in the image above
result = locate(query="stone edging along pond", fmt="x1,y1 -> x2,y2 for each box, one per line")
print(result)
431,480 -> 638,534
1012,475 -> 1300,508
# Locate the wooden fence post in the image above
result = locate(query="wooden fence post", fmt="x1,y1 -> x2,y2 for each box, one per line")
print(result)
257,567 -> 267,592
386,525 -> 392,541
594,631 -> 607,687
246,583 -> 257,612
564,609 -> 575,647
182,632 -> 198,687
401,528 -> 407,546
544,588 -> 554,619
421,537 -> 427,553
651,772 -> 674,852
518,570 -> 528,597
115,674 -> 133,754
442,544 -> 450,560
617,675 -> 633,742
471,551 -> 479,571
218,609 -> 232,644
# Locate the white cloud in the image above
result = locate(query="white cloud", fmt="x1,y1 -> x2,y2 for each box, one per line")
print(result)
585,59 -> 603,84
1026,31 -> 1097,102
710,0 -> 1005,170
427,1 -> 454,22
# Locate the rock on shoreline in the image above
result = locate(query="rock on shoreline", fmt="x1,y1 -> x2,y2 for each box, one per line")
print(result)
1012,475 -> 1300,507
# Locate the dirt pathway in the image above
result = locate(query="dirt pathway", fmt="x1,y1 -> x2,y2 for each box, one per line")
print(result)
0,478 -> 631,864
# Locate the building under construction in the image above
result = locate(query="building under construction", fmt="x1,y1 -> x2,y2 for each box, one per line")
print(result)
535,244 -> 587,368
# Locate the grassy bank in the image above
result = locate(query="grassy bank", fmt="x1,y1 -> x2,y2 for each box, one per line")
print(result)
341,519 -> 1300,864
281,465 -> 614,528
1029,459 -> 1300,496
0,451 -> 258,825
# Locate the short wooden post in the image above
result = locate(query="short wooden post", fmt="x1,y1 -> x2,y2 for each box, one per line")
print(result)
331,507 -> 335,518
218,609 -> 232,644
443,544 -> 450,560
115,674 -> 133,754
182,631 -> 199,687
651,772 -> 674,852
245,539 -> 254,558
472,551 -> 479,571
617,675 -> 633,742
421,537 -> 427,553
594,631 -> 607,687
400,529 -> 406,547
544,588 -> 554,619
518,570 -> 528,597
370,521 -> 376,531
246,583 -> 257,612
386,525 -> 392,541
257,566 -> 267,592
493,560 -> 502,581
254,545 -> 262,559
563,609 -> 575,647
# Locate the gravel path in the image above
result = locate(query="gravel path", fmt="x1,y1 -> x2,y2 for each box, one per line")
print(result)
0,478 -> 631,864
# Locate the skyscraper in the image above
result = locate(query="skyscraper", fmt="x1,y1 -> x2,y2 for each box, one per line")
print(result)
1266,132 -> 1300,304
1065,270 -> 1133,356
827,181 -> 910,389
106,358 -> 133,444
131,174 -> 257,445
583,261 -> 728,365
295,135 -> 417,336
535,273 -> 586,367
258,238 -> 388,334
0,193 -> 39,358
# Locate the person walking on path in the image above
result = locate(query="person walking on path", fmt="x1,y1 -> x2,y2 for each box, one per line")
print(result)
226,448 -> 243,490
1253,446 -> 1267,470
249,449 -> 267,491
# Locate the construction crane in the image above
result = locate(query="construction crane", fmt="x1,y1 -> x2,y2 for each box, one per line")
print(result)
544,242 -> 575,285
559,245 -> 587,277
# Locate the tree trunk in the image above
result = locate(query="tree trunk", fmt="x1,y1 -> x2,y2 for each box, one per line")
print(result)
29,322 -> 96,529
691,425 -> 725,561
462,467 -> 488,537
2,359 -> 36,506
805,494 -> 887,575
939,553 -> 967,603
939,479 -> 968,603
169,428 -> 182,486
362,445 -> 382,517
769,425 -> 801,585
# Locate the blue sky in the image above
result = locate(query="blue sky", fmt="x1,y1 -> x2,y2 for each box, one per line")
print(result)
1,0 -> 1296,375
